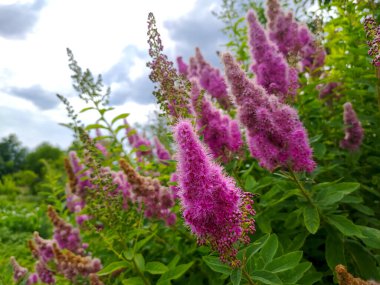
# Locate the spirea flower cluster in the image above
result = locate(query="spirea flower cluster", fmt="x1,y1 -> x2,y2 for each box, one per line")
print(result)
191,80 -> 243,162
147,12 -> 191,121
11,207 -> 103,284
364,16 -> 380,67
223,52 -> 315,172
119,159 -> 176,225
174,120 -> 255,266
340,102 -> 364,151
266,0 -> 325,71
247,10 -> 298,101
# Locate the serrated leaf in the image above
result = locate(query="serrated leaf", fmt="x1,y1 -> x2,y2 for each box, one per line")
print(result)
202,256 -> 232,275
261,234 -> 278,265
122,277 -> 145,285
265,251 -> 303,273
145,262 -> 169,274
134,254 -> 145,272
111,113 -> 130,125
251,270 -> 282,285
97,261 -> 129,276
326,215 -> 362,237
303,205 -> 320,234
157,262 -> 194,284
122,248 -> 134,260
231,268 -> 242,285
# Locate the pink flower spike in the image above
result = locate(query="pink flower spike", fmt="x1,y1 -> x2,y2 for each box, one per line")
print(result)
174,120 -> 255,265
340,102 -> 364,151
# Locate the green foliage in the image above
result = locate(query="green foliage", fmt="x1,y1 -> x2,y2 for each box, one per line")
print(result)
3,1 -> 380,284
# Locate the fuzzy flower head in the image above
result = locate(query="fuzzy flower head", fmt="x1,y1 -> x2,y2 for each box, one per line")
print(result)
176,56 -> 189,76
193,48 -> 231,108
191,80 -> 243,162
47,206 -> 86,255
340,102 -> 364,151
266,0 -> 325,72
174,120 -> 255,265
222,52 -> 315,172
119,159 -> 176,225
364,16 -> 380,67
154,137 -> 171,161
247,10 -> 298,100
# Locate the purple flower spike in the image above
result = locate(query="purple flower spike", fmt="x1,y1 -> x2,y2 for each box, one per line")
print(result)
266,0 -> 325,72
191,80 -> 243,161
340,102 -> 364,151
154,137 -> 171,161
247,10 -> 298,100
10,257 -> 28,282
176,56 -> 189,76
222,52 -> 315,172
194,48 -> 231,108
174,120 -> 255,266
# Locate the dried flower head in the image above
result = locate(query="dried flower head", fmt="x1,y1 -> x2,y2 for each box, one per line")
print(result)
364,16 -> 380,67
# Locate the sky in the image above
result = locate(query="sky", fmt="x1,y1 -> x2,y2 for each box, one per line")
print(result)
0,0 -> 227,149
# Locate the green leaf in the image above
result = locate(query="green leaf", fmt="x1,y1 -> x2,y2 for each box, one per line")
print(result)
202,256 -> 232,275
122,277 -> 145,285
278,262 -> 312,284
115,124 -> 129,134
314,182 -> 360,207
346,241 -> 380,280
136,231 -> 157,251
157,262 -> 194,284
326,215 -> 362,237
325,233 -> 346,270
111,113 -> 130,125
97,261 -> 129,276
244,175 -> 256,191
79,107 -> 95,113
85,123 -> 107,131
168,255 -> 180,269
357,226 -> 380,249
145,262 -> 169,275
231,268 -> 242,285
251,270 -> 282,285
260,234 -> 278,265
122,248 -> 134,260
303,205 -> 320,234
239,234 -> 270,263
134,254 -> 145,272
265,251 -> 303,273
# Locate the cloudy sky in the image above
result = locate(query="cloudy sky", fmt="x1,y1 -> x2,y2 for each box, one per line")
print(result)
0,0 -> 227,149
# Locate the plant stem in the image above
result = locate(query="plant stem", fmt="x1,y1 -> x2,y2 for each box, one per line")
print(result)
288,168 -> 313,205
242,267 -> 256,285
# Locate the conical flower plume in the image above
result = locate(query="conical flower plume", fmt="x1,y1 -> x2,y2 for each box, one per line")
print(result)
266,0 -> 325,71
193,48 -> 231,108
154,136 -> 171,161
247,9 -> 298,100
222,52 -> 315,172
340,102 -> 364,151
174,120 -> 255,265
191,80 -> 243,162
